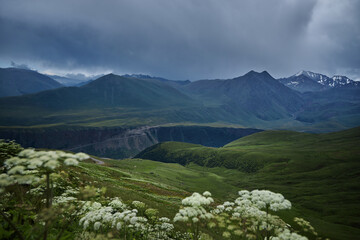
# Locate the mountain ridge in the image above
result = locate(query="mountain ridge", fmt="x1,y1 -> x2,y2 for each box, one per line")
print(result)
181,70 -> 304,120
0,67 -> 63,97
0,70 -> 358,131
279,70 -> 359,93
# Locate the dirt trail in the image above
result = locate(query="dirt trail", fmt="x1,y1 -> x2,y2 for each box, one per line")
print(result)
90,157 -> 105,165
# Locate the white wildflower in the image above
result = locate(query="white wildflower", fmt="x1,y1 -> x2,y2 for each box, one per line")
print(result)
27,159 -> 43,169
18,149 -> 35,158
94,221 -> 101,231
116,222 -> 122,230
132,200 -> 146,209
160,222 -> 174,231
64,158 -> 79,166
236,189 -> 292,211
159,217 -> 170,222
181,192 -> 214,207
273,229 -> 308,240
75,152 -> 89,161
8,165 -> 25,175
203,191 -> 212,197
43,160 -> 59,170
0,173 -> 14,187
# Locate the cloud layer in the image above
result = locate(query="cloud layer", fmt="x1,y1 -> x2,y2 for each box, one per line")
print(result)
0,0 -> 359,80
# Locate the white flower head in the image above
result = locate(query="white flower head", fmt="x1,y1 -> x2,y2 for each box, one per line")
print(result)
236,189 -> 292,211
0,173 -> 14,187
43,160 -> 60,170
8,165 -> 25,175
94,221 -> 101,230
64,158 -> 79,166
75,152 -> 89,161
203,191 -> 212,197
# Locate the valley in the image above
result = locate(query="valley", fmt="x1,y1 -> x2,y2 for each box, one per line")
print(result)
104,127 -> 360,239
0,68 -> 359,240
1,2 -> 359,239
0,125 -> 261,158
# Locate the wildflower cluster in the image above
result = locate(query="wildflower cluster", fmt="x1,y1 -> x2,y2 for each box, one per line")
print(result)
52,186 -> 80,206
174,192 -> 214,223
0,149 -> 89,193
272,228 -> 308,240
0,146 -> 323,240
174,192 -> 214,239
203,190 -> 303,240
237,190 -> 292,212
79,199 -> 176,240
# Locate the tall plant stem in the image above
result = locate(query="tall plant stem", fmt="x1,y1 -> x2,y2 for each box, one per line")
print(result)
43,172 -> 51,240
266,205 -> 269,240
0,210 -> 25,240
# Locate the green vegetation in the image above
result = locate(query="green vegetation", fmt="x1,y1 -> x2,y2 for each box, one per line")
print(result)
136,127 -> 360,239
0,139 -> 23,165
0,148 -> 324,240
1,127 -> 359,239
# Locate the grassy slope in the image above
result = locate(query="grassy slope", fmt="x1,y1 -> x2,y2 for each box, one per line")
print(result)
78,157 -> 360,240
134,127 -> 360,239
76,158 -> 240,221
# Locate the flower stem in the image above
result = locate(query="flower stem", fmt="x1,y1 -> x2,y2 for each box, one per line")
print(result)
0,210 -> 25,240
43,172 -> 51,240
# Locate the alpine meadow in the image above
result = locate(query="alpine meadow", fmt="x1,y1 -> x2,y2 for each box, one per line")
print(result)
0,1 -> 360,240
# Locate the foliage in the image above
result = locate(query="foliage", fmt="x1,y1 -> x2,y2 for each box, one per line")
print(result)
135,128 -> 360,239
0,147 -> 327,240
0,139 -> 23,166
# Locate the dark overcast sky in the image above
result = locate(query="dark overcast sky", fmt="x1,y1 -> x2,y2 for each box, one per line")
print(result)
0,0 -> 359,80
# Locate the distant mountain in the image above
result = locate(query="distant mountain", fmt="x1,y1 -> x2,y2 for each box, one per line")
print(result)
0,68 -> 63,97
296,87 -> 360,123
0,74 -> 194,111
0,71 -> 358,131
278,74 -> 327,92
182,70 -> 304,120
122,74 -> 191,87
46,74 -> 102,86
279,70 -> 359,92
46,74 -> 86,86
75,79 -> 95,87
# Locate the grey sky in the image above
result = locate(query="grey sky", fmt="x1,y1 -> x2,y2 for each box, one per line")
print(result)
0,0 -> 359,80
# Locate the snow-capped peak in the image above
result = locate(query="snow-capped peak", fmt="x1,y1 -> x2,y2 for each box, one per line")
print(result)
288,71 -> 359,90
331,75 -> 358,86
294,70 -> 307,77
293,70 -> 331,86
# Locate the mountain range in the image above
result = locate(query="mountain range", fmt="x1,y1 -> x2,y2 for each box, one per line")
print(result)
279,70 -> 359,93
0,68 -> 359,131
181,70 -> 303,121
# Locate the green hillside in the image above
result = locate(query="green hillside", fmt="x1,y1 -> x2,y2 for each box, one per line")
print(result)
0,67 -> 63,97
136,127 -> 360,239
1,127 -> 360,239
48,154 -> 360,239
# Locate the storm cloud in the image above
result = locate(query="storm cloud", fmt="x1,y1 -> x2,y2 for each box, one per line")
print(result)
0,0 -> 359,80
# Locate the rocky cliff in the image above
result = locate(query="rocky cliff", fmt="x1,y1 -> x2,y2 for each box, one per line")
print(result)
0,126 -> 261,158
